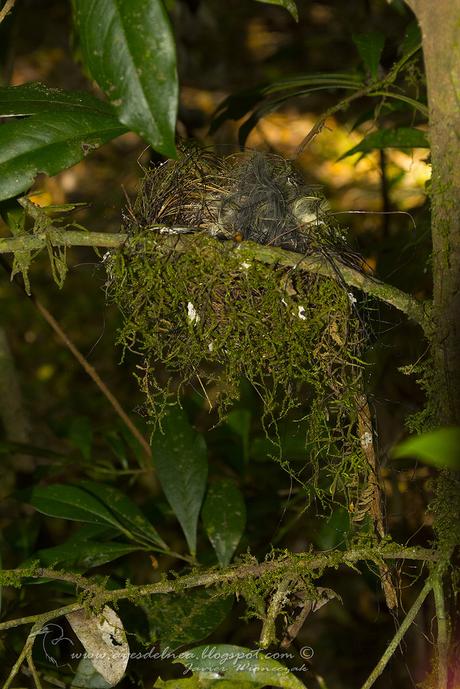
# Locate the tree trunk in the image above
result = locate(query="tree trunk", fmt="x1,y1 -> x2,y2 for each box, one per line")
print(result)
405,3 -> 460,687
412,0 -> 460,425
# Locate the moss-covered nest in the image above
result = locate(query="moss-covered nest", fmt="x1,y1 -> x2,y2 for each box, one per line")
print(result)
106,147 -> 370,498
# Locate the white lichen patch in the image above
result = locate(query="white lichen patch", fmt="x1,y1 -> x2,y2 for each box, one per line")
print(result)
348,292 -> 357,305
187,301 -> 200,324
361,431 -> 373,448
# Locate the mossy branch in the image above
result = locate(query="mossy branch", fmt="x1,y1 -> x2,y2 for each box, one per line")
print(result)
0,545 -> 440,633
0,229 -> 430,330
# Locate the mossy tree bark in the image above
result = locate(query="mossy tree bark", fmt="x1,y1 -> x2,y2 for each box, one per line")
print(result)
408,0 -> 460,425
405,2 -> 460,687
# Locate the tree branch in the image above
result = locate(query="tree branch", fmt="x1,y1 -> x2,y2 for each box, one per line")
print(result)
0,229 -> 430,330
0,546 -> 440,632
0,0 -> 16,25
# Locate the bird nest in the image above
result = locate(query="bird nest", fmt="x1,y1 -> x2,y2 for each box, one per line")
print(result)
106,147 -> 369,497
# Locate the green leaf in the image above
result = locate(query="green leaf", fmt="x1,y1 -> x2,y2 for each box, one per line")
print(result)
67,523 -> 119,542
73,0 -> 178,157
339,127 -> 429,160
0,110 -> 126,201
352,32 -> 385,80
145,589 -> 233,650
26,484 -> 124,529
175,645 -> 307,689
392,428 -> 460,470
401,20 -> 421,57
211,73 -> 362,134
202,480 -> 246,566
0,82 -> 120,116
76,480 -> 168,549
254,0 -> 299,22
151,407 -> 208,556
33,541 -> 140,570
68,416 -> 93,461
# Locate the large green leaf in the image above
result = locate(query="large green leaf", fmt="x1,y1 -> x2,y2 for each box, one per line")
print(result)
152,407 -> 207,556
254,0 -> 298,22
0,82 -> 120,116
352,32 -> 385,80
77,480 -> 168,549
202,480 -> 246,566
0,110 -> 126,201
26,484 -> 124,529
392,428 -> 460,471
73,0 -> 177,157
145,589 -> 233,650
339,127 -> 429,160
174,645 -> 307,689
32,541 -> 141,570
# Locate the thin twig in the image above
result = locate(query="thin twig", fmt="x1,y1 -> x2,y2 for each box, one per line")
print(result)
0,257 -> 151,461
27,651 -> 43,689
0,230 -> 430,330
360,577 -> 433,689
0,0 -> 16,24
32,296 -> 151,460
296,85 -> 371,155
2,621 -> 41,689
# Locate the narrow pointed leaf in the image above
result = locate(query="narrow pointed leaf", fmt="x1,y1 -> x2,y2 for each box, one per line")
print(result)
26,484 -> 125,528
33,541 -> 141,570
202,480 -> 246,566
339,127 -> 429,160
151,407 -> 207,556
73,0 -> 178,157
352,32 -> 385,80
77,480 -> 168,548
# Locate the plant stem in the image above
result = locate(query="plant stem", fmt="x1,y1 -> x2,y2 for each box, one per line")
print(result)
2,621 -> 42,689
0,0 -> 16,24
360,577 -> 433,689
433,569 -> 449,689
